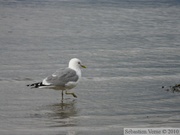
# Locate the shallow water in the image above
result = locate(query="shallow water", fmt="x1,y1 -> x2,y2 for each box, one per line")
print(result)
0,0 -> 180,135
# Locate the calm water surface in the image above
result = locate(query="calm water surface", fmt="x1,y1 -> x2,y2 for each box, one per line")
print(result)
0,0 -> 180,135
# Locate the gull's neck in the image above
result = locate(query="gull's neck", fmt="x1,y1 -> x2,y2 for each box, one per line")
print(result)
69,65 -> 81,77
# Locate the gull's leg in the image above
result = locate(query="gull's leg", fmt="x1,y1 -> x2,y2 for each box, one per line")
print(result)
61,90 -> 64,102
65,91 -> 77,98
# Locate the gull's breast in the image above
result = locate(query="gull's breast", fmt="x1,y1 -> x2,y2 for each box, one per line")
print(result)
65,81 -> 79,89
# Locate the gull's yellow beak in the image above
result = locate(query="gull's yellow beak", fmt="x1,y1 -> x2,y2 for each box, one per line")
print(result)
81,64 -> 86,68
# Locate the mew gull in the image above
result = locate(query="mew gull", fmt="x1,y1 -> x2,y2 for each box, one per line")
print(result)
27,58 -> 86,100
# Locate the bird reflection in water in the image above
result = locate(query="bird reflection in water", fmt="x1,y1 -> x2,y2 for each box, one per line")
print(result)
43,99 -> 78,127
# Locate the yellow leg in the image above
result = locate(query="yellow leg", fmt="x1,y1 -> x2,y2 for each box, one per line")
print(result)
65,91 -> 77,98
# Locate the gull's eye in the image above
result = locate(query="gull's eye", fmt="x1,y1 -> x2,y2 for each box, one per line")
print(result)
78,62 -> 81,64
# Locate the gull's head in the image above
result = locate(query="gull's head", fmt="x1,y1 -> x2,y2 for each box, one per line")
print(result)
68,58 -> 86,70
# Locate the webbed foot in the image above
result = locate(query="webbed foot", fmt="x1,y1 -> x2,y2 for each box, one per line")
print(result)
65,91 -> 77,98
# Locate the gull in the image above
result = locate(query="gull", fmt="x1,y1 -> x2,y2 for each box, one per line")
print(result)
27,58 -> 86,100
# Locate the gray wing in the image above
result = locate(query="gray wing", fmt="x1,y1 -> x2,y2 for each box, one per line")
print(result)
43,68 -> 79,86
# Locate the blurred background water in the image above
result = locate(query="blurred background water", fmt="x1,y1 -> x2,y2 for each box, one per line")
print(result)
0,0 -> 180,135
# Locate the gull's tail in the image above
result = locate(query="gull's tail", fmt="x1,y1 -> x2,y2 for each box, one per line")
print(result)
27,82 -> 45,88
